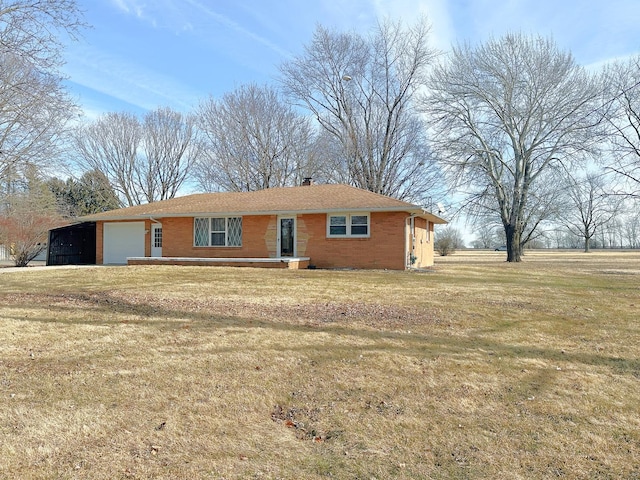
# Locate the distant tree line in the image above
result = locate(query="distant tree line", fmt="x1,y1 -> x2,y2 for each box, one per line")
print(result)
1,1 -> 640,265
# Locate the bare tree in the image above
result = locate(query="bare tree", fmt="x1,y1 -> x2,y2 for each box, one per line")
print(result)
195,84 -> 315,192
471,224 -> 502,249
561,171 -> 623,252
423,34 -> 606,262
0,0 -> 83,193
0,53 -> 76,193
605,55 -> 640,197
74,108 -> 200,206
600,216 -> 624,248
311,130 -> 352,185
279,19 -> 442,202
0,172 -> 64,266
0,0 -> 84,71
143,107 -> 202,201
434,226 -> 465,256
74,112 -> 142,206
621,201 -> 640,248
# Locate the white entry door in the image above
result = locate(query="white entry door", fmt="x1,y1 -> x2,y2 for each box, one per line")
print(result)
151,224 -> 162,257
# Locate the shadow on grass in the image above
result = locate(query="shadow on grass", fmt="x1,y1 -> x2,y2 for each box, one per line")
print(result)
2,291 -> 639,377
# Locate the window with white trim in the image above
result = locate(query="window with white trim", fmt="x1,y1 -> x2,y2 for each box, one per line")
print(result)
327,213 -> 370,238
194,217 -> 242,247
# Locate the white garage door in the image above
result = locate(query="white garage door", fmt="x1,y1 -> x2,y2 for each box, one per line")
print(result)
103,222 -> 145,264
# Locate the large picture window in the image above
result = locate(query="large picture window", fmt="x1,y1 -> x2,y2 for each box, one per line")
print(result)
327,213 -> 370,238
194,217 -> 242,247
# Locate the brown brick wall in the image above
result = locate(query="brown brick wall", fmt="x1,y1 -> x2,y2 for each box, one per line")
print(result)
96,222 -> 103,264
161,216 -> 274,258
98,211 -> 433,270
298,212 -> 407,270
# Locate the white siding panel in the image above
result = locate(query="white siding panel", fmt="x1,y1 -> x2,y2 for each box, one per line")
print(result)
103,222 -> 145,264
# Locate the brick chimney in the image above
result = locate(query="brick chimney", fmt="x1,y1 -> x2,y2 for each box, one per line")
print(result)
302,177 -> 313,186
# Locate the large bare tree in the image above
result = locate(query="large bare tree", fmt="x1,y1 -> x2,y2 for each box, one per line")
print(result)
74,112 -> 142,206
423,34 -> 606,262
74,108 -> 201,206
195,84 -> 316,192
143,107 -> 202,201
0,0 -> 83,193
0,53 -> 76,193
279,19 -> 441,202
605,55 -> 640,197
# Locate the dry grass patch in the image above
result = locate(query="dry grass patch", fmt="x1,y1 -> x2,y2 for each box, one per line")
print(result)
1,251 -> 639,479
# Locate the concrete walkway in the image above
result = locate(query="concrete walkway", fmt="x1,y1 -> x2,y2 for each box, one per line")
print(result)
0,262 -> 101,273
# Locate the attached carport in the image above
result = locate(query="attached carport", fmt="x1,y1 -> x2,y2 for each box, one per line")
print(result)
103,222 -> 145,264
47,222 -> 97,266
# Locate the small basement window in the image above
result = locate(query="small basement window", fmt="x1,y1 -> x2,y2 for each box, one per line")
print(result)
194,217 -> 242,247
327,213 -> 370,238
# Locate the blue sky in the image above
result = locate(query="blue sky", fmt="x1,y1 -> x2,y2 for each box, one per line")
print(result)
63,0 -> 640,120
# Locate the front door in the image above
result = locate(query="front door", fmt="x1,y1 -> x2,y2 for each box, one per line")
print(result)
151,224 -> 162,257
278,216 -> 295,257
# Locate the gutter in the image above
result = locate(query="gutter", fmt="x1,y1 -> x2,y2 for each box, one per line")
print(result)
82,207 -> 447,223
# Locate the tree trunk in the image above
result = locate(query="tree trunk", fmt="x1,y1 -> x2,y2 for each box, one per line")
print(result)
505,223 -> 522,262
584,237 -> 591,253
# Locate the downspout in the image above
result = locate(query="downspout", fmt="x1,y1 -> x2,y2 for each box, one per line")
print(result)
148,217 -> 162,258
148,216 -> 162,235
404,214 -> 418,270
46,229 -> 52,266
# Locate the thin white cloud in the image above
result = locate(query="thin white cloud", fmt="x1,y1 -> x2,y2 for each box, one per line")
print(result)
68,0 -> 640,120
441,0 -> 640,65
110,0 -> 144,18
111,0 -> 291,59
109,0 -> 130,13
109,0 -> 194,33
63,43 -> 201,113
184,0 -> 292,59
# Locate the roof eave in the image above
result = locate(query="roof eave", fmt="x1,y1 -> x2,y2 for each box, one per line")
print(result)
82,205 -> 430,222
413,210 -> 448,224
